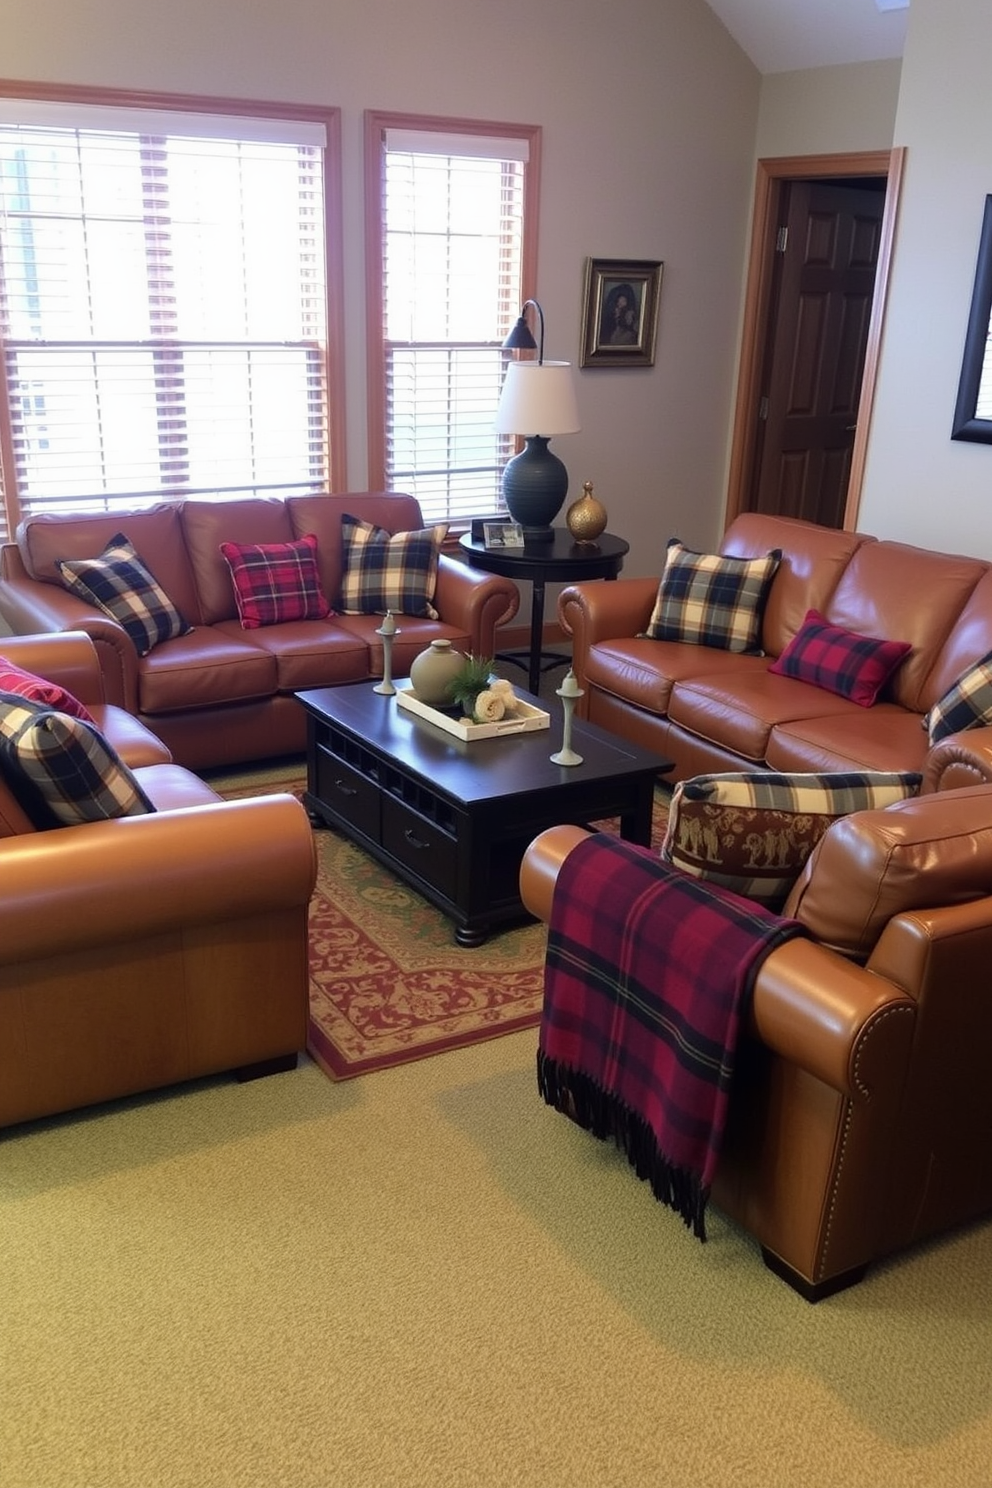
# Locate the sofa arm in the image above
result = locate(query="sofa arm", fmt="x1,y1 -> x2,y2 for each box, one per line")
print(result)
0,794 -> 316,964
0,629 -> 108,705
558,576 -> 659,683
434,553 -> 519,655
0,545 -> 139,709
922,727 -> 992,792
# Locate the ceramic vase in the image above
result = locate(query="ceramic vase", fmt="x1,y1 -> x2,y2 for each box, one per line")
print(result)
565,481 -> 608,543
409,638 -> 464,706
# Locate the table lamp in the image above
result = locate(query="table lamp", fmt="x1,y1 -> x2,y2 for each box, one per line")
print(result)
496,300 -> 581,542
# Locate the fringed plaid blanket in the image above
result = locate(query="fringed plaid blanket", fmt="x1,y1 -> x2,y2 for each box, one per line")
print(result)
538,833 -> 804,1240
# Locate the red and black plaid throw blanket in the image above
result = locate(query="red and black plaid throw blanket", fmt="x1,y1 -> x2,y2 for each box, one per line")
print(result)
538,834 -> 805,1240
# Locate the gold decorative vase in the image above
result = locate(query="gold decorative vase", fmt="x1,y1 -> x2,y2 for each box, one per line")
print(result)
565,481 -> 608,543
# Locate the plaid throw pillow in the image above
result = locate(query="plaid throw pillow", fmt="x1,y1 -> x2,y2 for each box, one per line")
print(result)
640,540 -> 781,653
768,609 -> 911,707
337,515 -> 448,619
0,691 -> 154,830
924,650 -> 992,744
220,532 -> 331,629
57,534 -> 192,657
661,769 -> 923,910
0,657 -> 94,722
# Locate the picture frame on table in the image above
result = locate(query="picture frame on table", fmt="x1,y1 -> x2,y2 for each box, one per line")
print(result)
481,521 -> 525,549
580,257 -> 663,368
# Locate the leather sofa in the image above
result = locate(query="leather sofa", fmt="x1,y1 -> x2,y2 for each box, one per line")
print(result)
559,511 -> 992,786
0,632 -> 317,1129
520,777 -> 992,1299
0,493 -> 520,769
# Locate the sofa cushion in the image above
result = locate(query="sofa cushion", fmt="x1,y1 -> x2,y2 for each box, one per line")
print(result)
338,515 -> 447,619
0,657 -> 95,722
0,692 -> 155,829
641,540 -> 781,654
56,535 -> 193,656
923,650 -> 992,744
768,609 -> 911,707
662,769 -> 923,910
784,784 -> 992,960
220,533 -> 331,629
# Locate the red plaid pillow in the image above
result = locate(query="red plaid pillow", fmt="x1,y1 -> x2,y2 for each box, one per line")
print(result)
0,657 -> 95,722
769,609 -> 911,707
220,533 -> 331,630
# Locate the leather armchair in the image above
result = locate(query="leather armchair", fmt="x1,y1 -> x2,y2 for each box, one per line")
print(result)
0,632 -> 318,1128
520,784 -> 992,1299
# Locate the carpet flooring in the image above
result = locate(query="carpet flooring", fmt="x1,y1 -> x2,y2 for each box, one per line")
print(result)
211,758 -> 668,1079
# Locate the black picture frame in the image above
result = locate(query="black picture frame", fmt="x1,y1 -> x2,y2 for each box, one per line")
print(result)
952,195 -> 992,444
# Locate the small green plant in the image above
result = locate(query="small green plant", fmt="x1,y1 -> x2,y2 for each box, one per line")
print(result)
446,654 -> 495,714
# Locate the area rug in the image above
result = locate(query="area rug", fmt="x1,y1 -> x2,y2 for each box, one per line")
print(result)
209,759 -> 669,1080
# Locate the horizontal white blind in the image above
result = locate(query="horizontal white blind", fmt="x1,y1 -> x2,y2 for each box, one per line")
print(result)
0,111 -> 330,539
382,140 -> 528,524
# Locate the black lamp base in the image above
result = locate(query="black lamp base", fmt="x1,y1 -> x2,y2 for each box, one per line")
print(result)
502,436 -> 569,541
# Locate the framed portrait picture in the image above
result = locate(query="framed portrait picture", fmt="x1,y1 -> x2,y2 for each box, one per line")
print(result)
580,258 -> 663,368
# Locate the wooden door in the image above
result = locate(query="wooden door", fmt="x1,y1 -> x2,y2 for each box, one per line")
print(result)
749,180 -> 886,527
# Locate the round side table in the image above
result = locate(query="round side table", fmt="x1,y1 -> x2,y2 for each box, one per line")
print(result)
459,529 -> 629,696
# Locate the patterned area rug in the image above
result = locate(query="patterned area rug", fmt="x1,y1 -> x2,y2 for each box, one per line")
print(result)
210,758 -> 668,1079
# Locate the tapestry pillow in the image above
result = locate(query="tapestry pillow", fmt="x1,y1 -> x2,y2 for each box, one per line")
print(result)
220,532 -> 331,629
660,769 -> 924,910
640,539 -> 782,654
924,649 -> 992,744
768,608 -> 911,707
0,657 -> 94,723
337,515 -> 448,620
0,691 -> 155,829
57,534 -> 193,657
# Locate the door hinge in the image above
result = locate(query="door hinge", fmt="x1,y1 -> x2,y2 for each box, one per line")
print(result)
759,395 -> 769,421
776,226 -> 788,253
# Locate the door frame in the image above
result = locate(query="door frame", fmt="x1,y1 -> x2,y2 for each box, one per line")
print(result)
724,147 -> 906,533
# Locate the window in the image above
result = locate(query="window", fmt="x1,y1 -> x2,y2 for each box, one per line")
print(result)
0,84 -> 343,542
365,112 -> 540,527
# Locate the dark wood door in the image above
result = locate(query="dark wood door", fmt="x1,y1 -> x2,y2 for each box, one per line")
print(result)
749,180 -> 885,527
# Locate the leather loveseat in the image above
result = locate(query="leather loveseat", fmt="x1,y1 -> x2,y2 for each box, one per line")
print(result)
0,493 -> 520,769
0,632 -> 317,1129
559,511 -> 992,787
520,774 -> 992,1299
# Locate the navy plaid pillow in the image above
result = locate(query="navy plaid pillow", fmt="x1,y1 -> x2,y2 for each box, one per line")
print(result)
337,515 -> 448,619
640,540 -> 781,653
220,532 -> 331,629
0,691 -> 154,830
57,534 -> 192,656
925,650 -> 992,743
661,769 -> 923,909
769,609 -> 911,707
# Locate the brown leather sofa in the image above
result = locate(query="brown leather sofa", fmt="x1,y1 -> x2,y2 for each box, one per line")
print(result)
0,493 -> 520,769
0,633 -> 317,1129
559,511 -> 992,786
520,778 -> 992,1299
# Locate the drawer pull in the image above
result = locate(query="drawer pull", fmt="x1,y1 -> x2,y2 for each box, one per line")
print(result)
404,827 -> 430,851
334,778 -> 358,798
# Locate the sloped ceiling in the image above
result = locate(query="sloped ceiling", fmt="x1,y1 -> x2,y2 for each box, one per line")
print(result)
704,0 -> 909,74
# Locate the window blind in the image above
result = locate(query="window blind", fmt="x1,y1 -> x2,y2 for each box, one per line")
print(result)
0,100 -> 332,541
380,128 -> 533,525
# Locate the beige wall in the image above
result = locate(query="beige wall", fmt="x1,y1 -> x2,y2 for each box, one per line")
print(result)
0,0 -> 761,577
755,59 -> 901,160
859,0 -> 992,557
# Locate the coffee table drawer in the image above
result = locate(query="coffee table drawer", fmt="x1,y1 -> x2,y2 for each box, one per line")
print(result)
382,797 -> 458,899
313,746 -> 380,839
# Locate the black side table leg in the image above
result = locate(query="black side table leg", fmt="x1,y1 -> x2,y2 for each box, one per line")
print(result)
528,577 -> 546,697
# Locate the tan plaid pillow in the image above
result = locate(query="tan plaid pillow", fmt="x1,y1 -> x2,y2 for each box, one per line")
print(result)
337,515 -> 448,619
640,540 -> 781,654
661,770 -> 923,910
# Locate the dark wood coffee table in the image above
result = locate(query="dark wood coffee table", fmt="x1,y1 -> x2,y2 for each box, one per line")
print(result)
297,681 -> 671,946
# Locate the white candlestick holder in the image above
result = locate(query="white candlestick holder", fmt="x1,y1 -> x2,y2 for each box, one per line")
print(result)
550,669 -> 584,766
373,611 -> 398,695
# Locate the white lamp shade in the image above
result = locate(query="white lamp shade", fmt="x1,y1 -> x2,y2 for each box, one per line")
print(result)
494,360 -> 581,436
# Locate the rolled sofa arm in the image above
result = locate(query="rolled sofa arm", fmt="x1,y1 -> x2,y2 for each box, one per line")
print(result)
0,794 -> 317,964
434,553 -> 520,656
922,727 -> 992,792
519,824 -> 916,1099
0,629 -> 107,703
